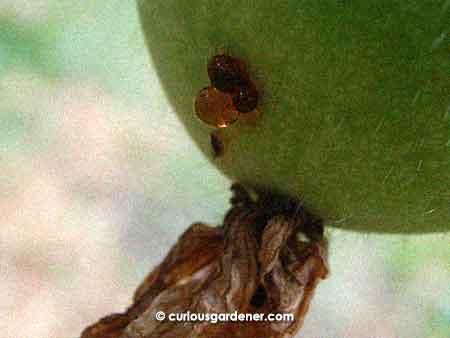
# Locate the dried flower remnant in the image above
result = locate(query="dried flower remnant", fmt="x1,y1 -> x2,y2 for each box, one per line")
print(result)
81,184 -> 328,338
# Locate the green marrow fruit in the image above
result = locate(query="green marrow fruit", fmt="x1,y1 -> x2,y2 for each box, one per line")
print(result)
138,0 -> 450,233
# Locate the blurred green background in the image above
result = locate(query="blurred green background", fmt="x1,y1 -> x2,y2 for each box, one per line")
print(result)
0,1 -> 448,337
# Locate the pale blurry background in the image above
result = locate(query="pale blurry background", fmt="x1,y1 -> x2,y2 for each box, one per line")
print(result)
0,1 -> 448,338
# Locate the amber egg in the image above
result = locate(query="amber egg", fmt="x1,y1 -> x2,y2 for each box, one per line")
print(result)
194,86 -> 239,128
232,82 -> 258,113
207,54 -> 247,93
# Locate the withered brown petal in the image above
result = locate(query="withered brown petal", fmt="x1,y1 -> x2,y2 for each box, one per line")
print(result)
198,232 -> 328,338
258,215 -> 296,275
122,264 -> 218,338
259,239 -> 328,337
133,223 -> 224,303
81,223 -> 224,338
81,313 -> 131,338
122,208 -> 259,338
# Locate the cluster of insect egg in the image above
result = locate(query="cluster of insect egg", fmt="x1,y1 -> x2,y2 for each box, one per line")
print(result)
195,54 -> 258,128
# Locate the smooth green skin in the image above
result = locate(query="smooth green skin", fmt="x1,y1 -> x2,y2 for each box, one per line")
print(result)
138,0 -> 450,233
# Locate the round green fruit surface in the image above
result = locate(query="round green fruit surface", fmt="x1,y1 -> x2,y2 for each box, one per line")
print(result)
138,0 -> 450,233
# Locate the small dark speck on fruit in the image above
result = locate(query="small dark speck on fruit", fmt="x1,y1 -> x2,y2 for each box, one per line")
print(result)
210,131 -> 225,158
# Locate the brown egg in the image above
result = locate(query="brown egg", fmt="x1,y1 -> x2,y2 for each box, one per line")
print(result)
232,81 -> 258,113
194,86 -> 239,128
207,54 -> 248,93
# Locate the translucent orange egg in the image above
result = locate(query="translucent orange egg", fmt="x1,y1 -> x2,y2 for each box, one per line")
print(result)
194,86 -> 239,128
